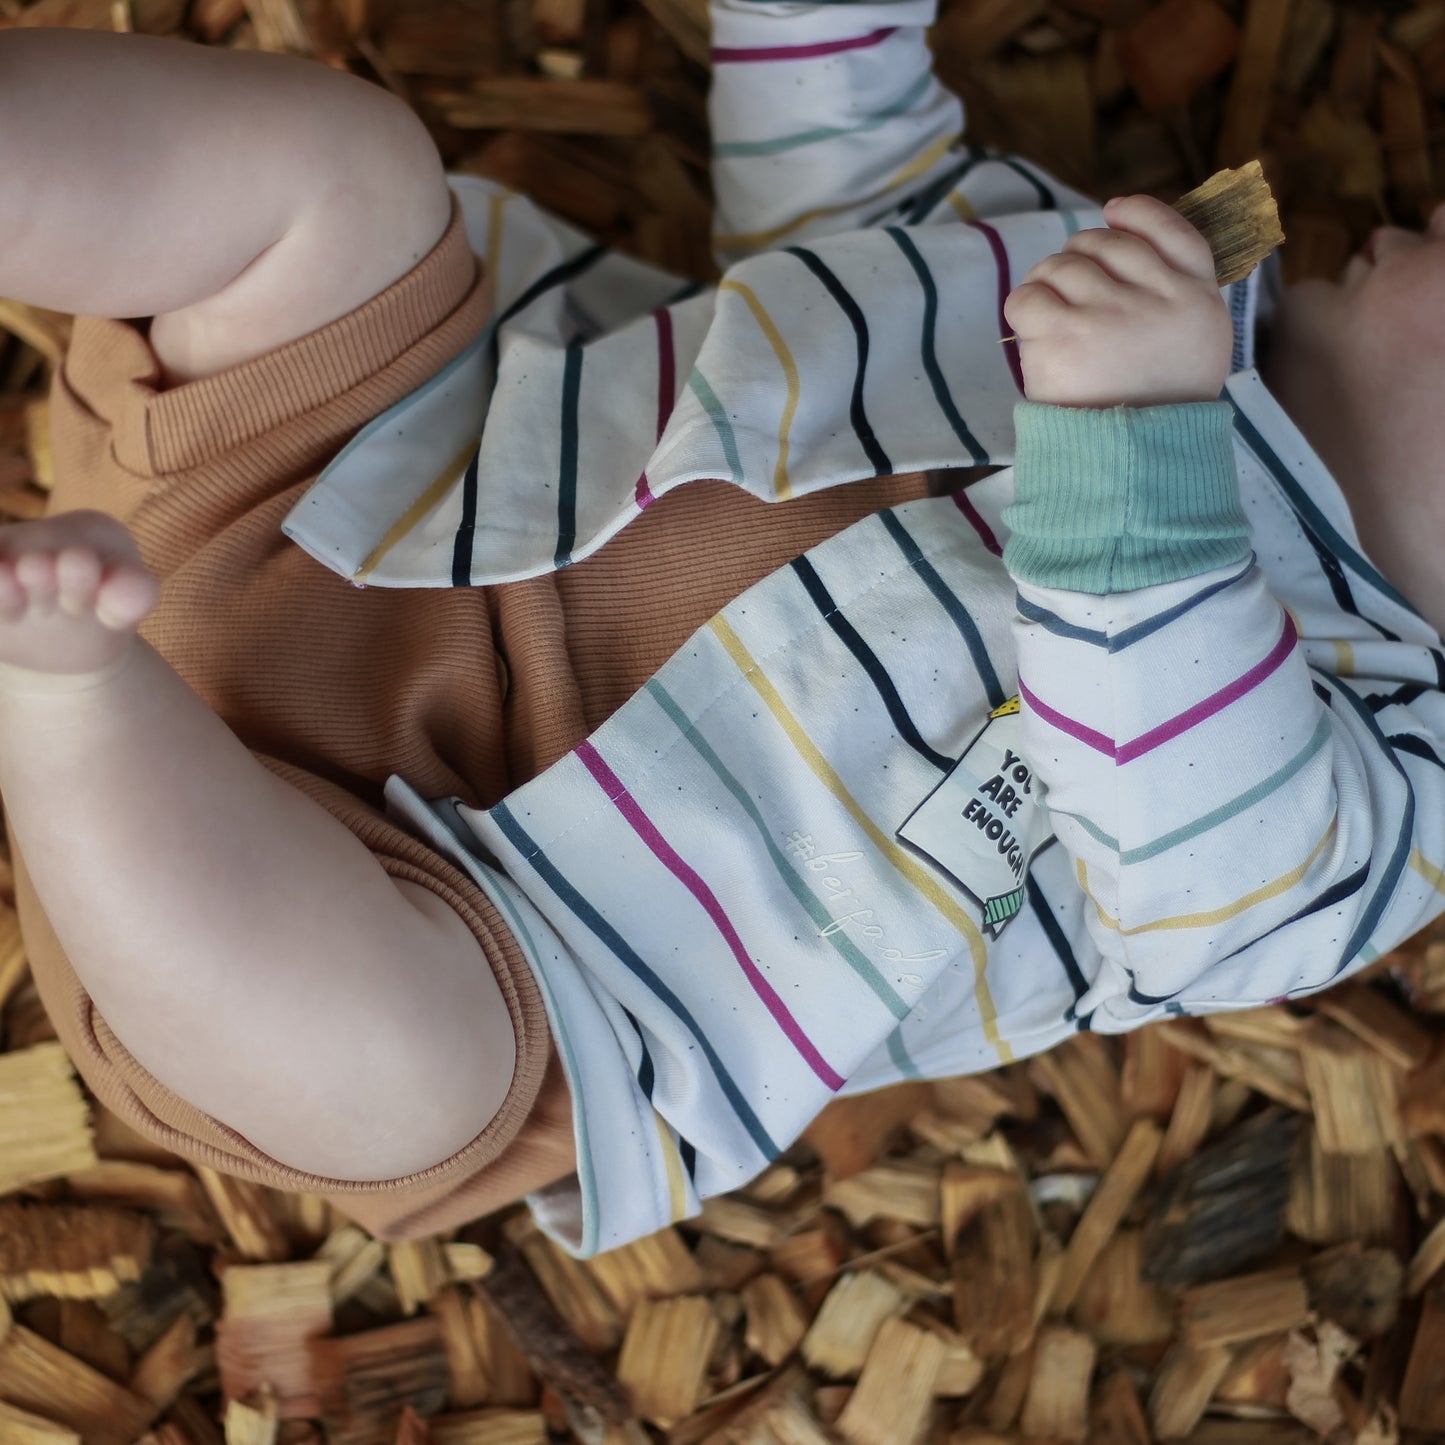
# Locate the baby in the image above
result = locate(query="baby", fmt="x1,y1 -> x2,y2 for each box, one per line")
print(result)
2,3 -> 1443,1255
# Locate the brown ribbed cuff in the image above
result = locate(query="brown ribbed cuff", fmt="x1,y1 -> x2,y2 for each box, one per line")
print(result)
106,190 -> 479,475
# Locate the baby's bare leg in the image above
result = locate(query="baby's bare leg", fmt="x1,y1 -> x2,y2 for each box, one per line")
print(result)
0,513 -> 517,1180
0,28 -> 449,379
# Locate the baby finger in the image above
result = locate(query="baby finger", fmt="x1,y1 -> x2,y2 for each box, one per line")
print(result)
1060,226 -> 1178,290
1015,251 -> 1120,306
1101,194 -> 1217,285
1004,277 -> 1072,335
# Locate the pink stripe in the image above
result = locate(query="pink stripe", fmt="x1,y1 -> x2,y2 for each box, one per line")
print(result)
576,740 -> 846,1090
1018,676 -> 1114,757
1020,615 -> 1299,764
953,490 -> 1001,557
712,26 -> 896,62
634,309 -> 675,509
967,219 -> 1025,395
1117,614 -> 1297,763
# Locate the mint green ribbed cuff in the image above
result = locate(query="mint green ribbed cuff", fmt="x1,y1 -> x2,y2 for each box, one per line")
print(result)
1002,401 -> 1249,594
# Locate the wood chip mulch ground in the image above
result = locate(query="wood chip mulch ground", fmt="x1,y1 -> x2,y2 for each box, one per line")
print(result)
2,0 -> 1445,1441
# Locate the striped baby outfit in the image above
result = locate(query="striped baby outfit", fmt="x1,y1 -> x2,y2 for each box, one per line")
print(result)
283,0 -> 1445,1254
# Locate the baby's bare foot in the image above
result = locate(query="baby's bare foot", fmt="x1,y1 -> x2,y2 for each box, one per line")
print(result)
0,510 -> 160,686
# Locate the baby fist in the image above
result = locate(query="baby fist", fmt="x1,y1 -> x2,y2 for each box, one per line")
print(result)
1004,195 -> 1234,409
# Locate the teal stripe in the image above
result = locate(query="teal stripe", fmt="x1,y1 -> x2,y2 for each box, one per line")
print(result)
1053,713 -> 1333,863
688,368 -> 746,484
1059,210 -> 1083,240
714,71 -> 932,158
646,678 -> 915,1026
886,1029 -> 921,1079
483,882 -> 602,1257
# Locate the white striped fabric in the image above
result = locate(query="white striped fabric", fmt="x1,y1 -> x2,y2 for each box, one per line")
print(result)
282,0 -> 1445,1256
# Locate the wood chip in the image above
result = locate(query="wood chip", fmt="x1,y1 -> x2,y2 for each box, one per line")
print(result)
740,1274 -> 808,1367
1029,1036 -> 1125,1169
615,1296 -> 718,1427
1050,1119 -> 1161,1315
193,1169 -> 288,1263
1400,1287 -> 1445,1431
950,1186 -> 1035,1361
0,1199 -> 153,1302
1018,1326 -> 1095,1442
0,1041 -> 96,1194
1180,1265 -> 1311,1347
834,1317 -> 944,1445
1148,1342 -> 1235,1439
216,1261 -> 333,1418
0,1324 -> 156,1445
0,1400 -> 82,1445
823,1161 -> 940,1229
801,1271 -> 906,1379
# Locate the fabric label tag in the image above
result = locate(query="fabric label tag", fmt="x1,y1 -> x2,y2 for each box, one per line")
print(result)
896,697 -> 1054,937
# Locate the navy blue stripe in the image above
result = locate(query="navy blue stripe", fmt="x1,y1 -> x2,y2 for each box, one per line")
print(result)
1230,399 -> 1412,630
785,246 -> 892,475
904,151 -> 983,222
993,153 -> 1057,210
490,801 -> 780,1160
883,228 -> 988,466
496,244 -> 609,330
556,343 -> 583,568
1015,560 -> 1253,653
789,555 -> 953,771
1366,682 -> 1429,713
450,448 -> 481,587
878,511 -> 1006,709
1025,869 -> 1088,1018
1127,969 -> 1180,1008
624,1006 -> 699,1185
622,1008 -> 656,1100
1014,593 -> 1107,648
1389,733 -> 1445,771
1326,682 -> 1416,979
1279,862 -> 1369,932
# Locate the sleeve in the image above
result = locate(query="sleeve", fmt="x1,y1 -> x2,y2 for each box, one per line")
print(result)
18,190 -> 579,1239
1003,401 -> 1445,1025
707,0 -> 966,263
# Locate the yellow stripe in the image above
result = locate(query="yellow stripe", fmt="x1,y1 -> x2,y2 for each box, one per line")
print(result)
350,192 -> 513,585
1080,821 -> 1338,936
1410,847 -> 1445,897
353,435 -> 480,584
719,279 -> 799,500
707,615 -> 1012,1062
946,190 -> 977,223
1330,639 -> 1356,676
653,1111 -> 688,1222
715,133 -> 959,252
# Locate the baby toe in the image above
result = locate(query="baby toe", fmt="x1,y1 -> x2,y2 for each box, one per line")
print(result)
56,546 -> 104,617
13,551 -> 58,608
94,564 -> 160,632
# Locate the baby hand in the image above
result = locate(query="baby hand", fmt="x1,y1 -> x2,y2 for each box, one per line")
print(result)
1004,194 -> 1234,409
0,511 -> 159,689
